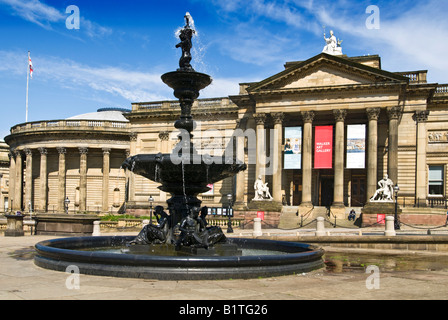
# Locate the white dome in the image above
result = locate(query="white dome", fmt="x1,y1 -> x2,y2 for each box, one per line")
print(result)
66,109 -> 129,122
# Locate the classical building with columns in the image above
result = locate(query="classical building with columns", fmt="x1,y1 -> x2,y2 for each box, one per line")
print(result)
4,109 -> 130,214
4,52 -> 448,225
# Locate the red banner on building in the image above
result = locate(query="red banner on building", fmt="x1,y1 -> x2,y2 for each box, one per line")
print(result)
314,126 -> 333,169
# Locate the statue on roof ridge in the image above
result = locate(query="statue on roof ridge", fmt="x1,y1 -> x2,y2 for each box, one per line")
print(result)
322,29 -> 343,56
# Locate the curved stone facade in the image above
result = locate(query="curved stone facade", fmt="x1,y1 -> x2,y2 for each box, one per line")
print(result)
4,111 -> 131,213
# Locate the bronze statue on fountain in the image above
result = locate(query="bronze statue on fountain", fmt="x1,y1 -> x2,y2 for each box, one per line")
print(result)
122,13 -> 246,253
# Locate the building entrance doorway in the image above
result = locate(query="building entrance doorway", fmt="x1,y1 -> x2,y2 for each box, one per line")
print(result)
351,176 -> 367,206
320,178 -> 334,207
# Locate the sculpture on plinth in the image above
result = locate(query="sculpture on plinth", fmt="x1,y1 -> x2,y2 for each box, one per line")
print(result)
370,174 -> 394,202
253,175 -> 273,201
322,30 -> 343,56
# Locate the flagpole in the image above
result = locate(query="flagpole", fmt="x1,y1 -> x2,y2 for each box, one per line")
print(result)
26,51 -> 30,123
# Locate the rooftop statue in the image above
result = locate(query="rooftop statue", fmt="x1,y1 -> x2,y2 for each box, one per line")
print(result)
322,29 -> 343,56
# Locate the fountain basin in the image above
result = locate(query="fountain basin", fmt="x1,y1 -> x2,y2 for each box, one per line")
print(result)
34,236 -> 325,280
122,153 -> 247,195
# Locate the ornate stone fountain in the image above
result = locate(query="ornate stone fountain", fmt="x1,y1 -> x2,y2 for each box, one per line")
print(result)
121,13 -> 246,251
34,14 -> 324,280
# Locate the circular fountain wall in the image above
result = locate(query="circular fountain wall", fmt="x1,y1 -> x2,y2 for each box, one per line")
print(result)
34,236 -> 324,280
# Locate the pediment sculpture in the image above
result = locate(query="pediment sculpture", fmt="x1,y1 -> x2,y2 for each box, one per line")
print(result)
323,30 -> 343,56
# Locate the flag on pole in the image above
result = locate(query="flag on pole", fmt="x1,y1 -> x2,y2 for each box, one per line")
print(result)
28,54 -> 34,79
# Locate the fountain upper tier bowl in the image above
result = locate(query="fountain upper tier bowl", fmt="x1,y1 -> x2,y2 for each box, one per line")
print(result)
122,153 -> 247,196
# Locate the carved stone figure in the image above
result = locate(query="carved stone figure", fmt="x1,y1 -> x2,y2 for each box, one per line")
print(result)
253,175 -> 273,201
323,30 -> 343,56
370,174 -> 394,202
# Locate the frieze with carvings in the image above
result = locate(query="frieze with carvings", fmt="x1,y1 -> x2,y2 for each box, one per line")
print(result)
428,131 -> 448,143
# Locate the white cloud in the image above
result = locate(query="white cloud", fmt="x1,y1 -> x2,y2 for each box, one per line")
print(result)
0,50 -> 242,104
0,0 -> 112,38
0,0 -> 64,28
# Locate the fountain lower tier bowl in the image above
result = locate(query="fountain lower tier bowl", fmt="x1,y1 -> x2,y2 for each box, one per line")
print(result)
34,236 -> 325,280
122,153 -> 247,195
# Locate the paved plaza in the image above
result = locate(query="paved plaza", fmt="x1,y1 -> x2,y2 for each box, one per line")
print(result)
1,228 -> 448,301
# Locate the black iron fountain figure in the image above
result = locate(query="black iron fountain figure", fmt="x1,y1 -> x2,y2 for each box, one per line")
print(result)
121,13 -> 247,253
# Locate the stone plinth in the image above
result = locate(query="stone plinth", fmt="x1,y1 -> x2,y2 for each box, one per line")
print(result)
4,215 -> 25,237
361,202 -> 402,227
34,214 -> 99,236
247,200 -> 282,212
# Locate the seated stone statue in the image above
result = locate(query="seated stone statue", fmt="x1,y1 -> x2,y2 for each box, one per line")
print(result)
370,174 -> 394,202
253,175 -> 273,201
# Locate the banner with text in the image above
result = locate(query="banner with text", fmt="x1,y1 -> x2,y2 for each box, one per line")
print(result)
346,124 -> 366,169
314,125 -> 333,169
284,127 -> 302,169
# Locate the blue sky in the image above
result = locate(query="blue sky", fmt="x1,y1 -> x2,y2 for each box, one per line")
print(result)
1,0 -> 448,141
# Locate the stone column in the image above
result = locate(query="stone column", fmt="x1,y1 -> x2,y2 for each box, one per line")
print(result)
387,106 -> 402,185
272,112 -> 285,203
79,147 -> 88,212
234,120 -> 246,207
24,148 -> 33,213
366,108 -> 381,200
14,150 -> 23,210
159,131 -> 170,153
8,151 -> 16,212
414,110 -> 429,205
102,148 -> 111,212
129,133 -> 137,202
301,111 -> 315,207
254,113 -> 267,180
57,147 -> 66,212
38,147 -> 48,212
333,109 -> 347,208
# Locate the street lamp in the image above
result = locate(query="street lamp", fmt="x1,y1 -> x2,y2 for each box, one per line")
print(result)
394,185 -> 400,230
148,195 -> 154,225
226,193 -> 234,234
64,197 -> 70,214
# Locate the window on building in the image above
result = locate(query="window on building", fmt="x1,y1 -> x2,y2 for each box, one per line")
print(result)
428,166 -> 444,196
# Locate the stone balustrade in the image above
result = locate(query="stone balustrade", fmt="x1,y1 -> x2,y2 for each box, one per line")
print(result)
9,119 -> 130,135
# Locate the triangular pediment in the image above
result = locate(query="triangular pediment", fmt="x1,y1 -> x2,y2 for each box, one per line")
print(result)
247,53 -> 408,93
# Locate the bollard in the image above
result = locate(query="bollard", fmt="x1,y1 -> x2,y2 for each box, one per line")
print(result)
92,220 -> 101,236
253,218 -> 262,237
315,217 -> 326,237
384,216 -> 396,237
